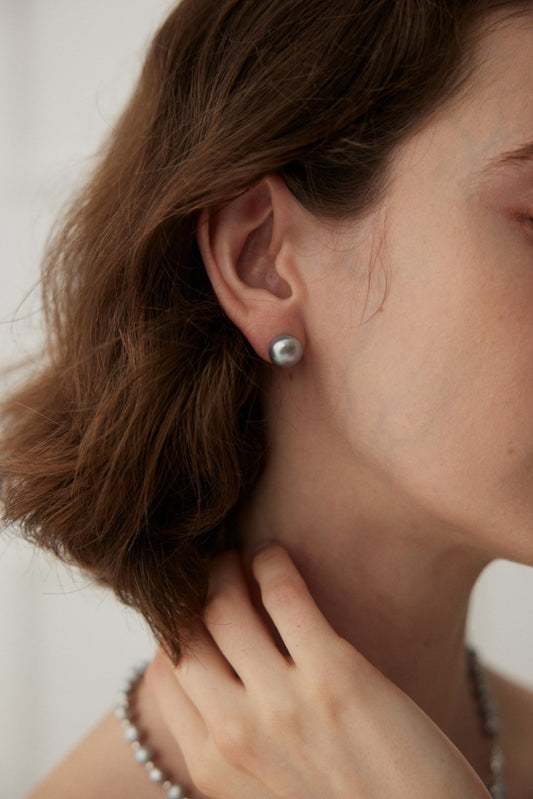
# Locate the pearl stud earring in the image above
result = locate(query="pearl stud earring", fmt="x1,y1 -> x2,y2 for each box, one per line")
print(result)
268,335 -> 303,368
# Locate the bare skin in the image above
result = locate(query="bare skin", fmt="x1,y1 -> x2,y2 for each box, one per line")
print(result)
144,548 -> 533,799
26,583 -> 533,799
25,683 -> 198,799
27,11 -> 533,799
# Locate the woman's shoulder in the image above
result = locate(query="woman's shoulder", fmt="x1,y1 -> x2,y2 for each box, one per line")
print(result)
488,667 -> 533,799
25,675 -> 196,799
25,710 -> 166,799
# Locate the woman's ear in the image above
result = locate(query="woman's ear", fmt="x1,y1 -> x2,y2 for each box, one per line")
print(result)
196,176 -> 306,363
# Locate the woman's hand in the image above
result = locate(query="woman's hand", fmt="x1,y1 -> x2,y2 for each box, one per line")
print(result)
146,544 -> 490,799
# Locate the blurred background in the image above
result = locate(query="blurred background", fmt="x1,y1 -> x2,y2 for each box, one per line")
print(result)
0,1 -> 532,797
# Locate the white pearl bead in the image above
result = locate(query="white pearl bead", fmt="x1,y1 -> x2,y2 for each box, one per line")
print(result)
134,746 -> 153,764
149,767 -> 164,783
114,706 -> 127,721
268,335 -> 303,368
123,724 -> 140,743
167,786 -> 185,799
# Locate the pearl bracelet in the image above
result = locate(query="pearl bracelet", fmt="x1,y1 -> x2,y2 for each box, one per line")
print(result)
115,662 -> 189,799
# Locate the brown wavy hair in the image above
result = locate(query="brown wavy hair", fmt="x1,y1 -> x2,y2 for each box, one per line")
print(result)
1,0 -> 530,661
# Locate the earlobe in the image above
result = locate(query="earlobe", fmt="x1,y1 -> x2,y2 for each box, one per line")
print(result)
196,177 -> 306,363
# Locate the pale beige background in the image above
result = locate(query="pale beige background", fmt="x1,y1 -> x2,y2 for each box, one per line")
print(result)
0,2 -> 531,798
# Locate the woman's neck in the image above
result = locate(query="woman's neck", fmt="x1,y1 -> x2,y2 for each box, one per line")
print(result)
236,442 -> 491,777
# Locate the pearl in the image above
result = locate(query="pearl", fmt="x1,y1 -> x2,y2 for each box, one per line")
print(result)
491,745 -> 505,776
123,724 -> 140,743
134,746 -> 153,764
116,691 -> 129,707
149,767 -> 165,783
268,335 -> 303,368
166,786 -> 185,799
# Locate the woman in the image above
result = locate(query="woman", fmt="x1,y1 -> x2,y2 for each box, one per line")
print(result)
2,0 -> 533,796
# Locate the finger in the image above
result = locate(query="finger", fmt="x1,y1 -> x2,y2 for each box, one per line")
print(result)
204,551 -> 289,686
147,652 -> 273,799
252,544 -> 339,666
176,621 -> 245,722
145,649 -> 208,765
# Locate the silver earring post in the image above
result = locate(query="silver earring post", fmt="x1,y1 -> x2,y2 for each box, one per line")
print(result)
268,335 -> 303,368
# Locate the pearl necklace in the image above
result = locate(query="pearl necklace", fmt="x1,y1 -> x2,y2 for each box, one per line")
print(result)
115,662 -> 187,799
466,647 -> 507,799
117,648 -> 506,799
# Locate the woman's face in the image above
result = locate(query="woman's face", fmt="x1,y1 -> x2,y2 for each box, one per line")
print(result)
304,14 -> 533,562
